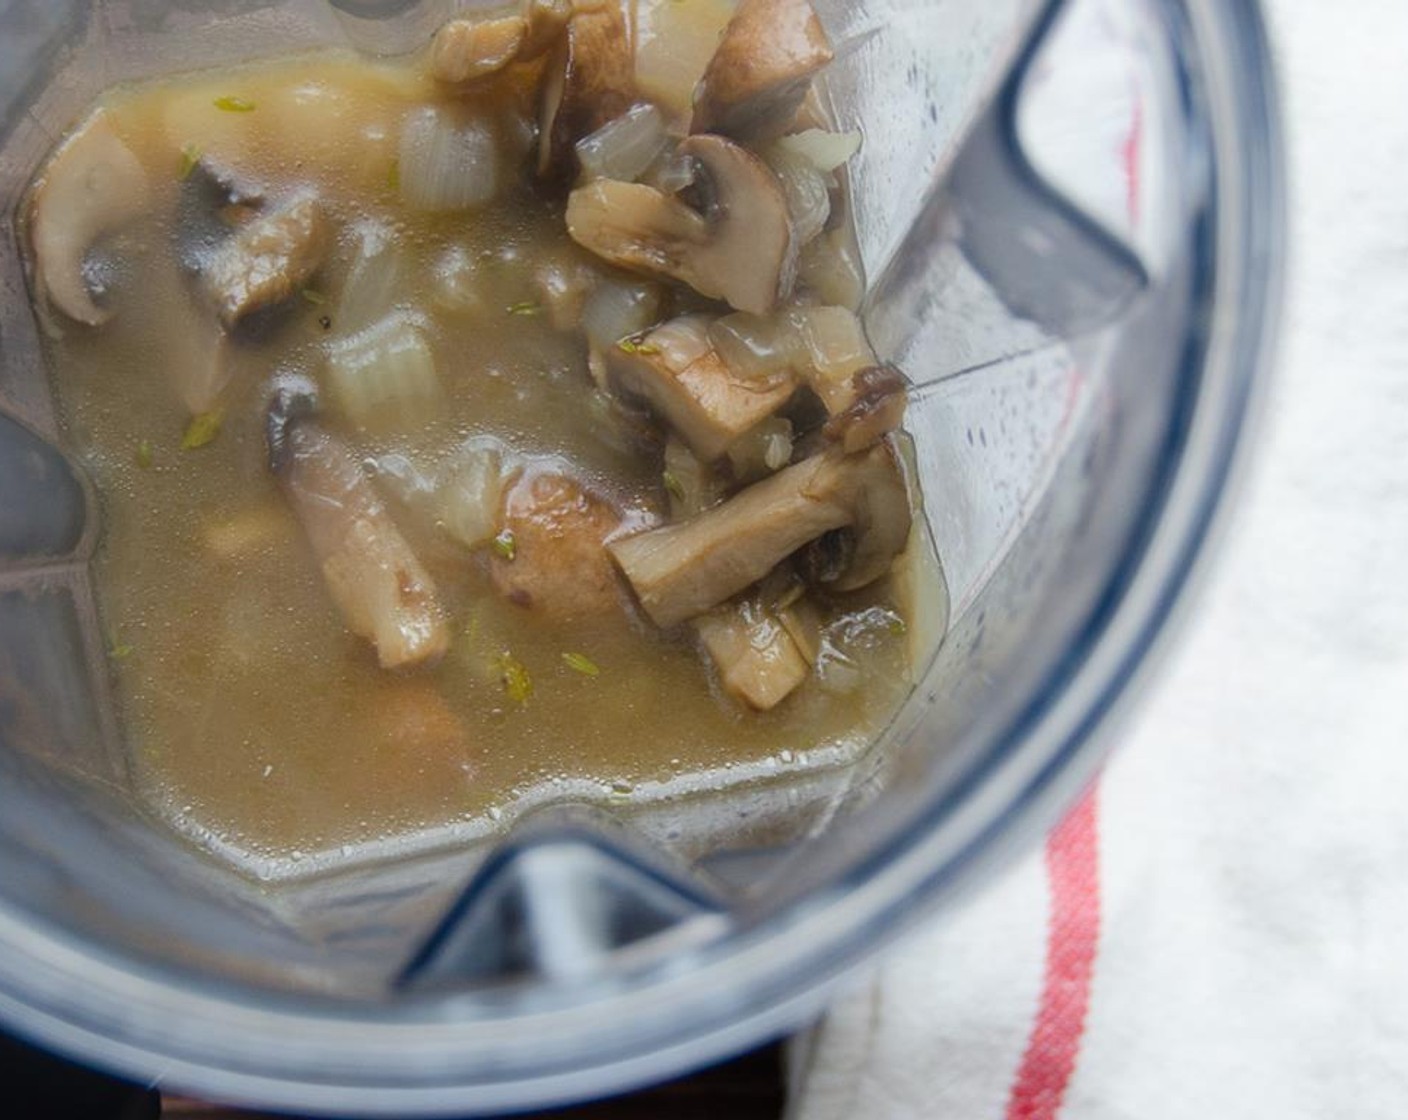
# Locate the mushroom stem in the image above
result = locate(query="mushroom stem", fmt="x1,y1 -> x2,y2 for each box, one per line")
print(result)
608,440 -> 910,628
266,390 -> 449,670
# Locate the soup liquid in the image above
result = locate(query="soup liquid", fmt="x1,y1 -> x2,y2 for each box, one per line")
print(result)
37,53 -> 911,868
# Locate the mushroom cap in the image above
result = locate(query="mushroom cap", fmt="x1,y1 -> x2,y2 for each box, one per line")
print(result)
691,0 -> 834,140
537,1 -> 635,179
430,14 -> 528,85
675,134 -> 798,315
28,111 -> 150,327
566,137 -> 798,315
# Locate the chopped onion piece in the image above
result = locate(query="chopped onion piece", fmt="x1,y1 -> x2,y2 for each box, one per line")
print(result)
634,0 -> 738,118
582,277 -> 665,348
762,147 -> 830,245
776,129 -> 863,173
435,443 -> 508,550
326,312 -> 441,431
431,245 -> 484,315
338,220 -> 407,334
787,305 -> 875,386
664,435 -> 724,518
576,103 -> 669,183
726,417 -> 793,483
644,147 -> 697,194
398,106 -> 498,212
797,229 -> 865,311
708,311 -> 801,381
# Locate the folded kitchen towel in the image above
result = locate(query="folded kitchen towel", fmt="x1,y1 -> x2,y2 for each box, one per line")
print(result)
788,0 -> 1408,1117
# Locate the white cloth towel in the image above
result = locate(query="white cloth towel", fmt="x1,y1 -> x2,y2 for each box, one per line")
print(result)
789,0 -> 1408,1117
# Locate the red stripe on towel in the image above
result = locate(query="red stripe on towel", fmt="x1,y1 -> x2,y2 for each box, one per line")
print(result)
1004,785 -> 1102,1120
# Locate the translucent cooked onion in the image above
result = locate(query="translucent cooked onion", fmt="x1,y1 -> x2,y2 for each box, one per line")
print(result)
326,312 -> 441,430
576,103 -> 669,183
435,442 -> 508,550
708,311 -> 803,381
726,417 -> 794,483
581,277 -> 665,347
430,245 -> 485,315
776,129 -> 863,173
634,0 -> 738,118
372,442 -> 509,551
797,229 -> 865,311
338,220 -> 407,334
645,147 -> 697,195
398,106 -> 498,212
787,305 -> 874,383
762,147 -> 830,245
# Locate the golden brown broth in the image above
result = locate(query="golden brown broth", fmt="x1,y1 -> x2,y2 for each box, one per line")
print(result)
38,52 -> 911,863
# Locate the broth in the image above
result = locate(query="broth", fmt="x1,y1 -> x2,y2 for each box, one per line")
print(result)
29,30 -> 917,868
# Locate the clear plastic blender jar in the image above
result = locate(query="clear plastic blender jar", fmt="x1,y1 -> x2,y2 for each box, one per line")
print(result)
0,0 -> 1281,1113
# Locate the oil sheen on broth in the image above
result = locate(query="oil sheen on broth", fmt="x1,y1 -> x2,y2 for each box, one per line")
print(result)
25,1 -> 921,866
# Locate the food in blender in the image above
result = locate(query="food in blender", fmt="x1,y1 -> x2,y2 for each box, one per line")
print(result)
20,0 -> 926,863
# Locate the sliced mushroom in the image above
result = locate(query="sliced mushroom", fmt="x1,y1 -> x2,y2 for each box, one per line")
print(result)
694,595 -> 811,711
489,467 -> 643,622
431,12 -> 528,85
566,135 -> 797,314
266,390 -> 449,670
537,0 -> 635,179
691,0 -> 834,140
606,315 -> 796,461
566,178 -> 709,279
608,440 -> 910,627
520,0 -> 573,59
28,110 -> 150,327
822,364 -> 908,454
202,194 -> 330,328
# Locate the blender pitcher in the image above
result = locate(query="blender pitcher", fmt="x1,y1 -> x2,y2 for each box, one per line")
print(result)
0,0 -> 1281,1114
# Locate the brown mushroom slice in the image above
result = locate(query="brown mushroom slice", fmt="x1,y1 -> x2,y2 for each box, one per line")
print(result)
691,0 -> 834,140
566,136 -> 797,314
566,178 -> 709,278
537,0 -> 634,178
520,0 -> 573,59
608,441 -> 910,627
266,390 -> 449,670
694,595 -> 811,711
28,110 -> 150,327
430,12 -> 528,85
673,135 -> 798,314
489,468 -> 640,622
202,194 -> 330,328
606,315 -> 796,461
822,364 -> 908,454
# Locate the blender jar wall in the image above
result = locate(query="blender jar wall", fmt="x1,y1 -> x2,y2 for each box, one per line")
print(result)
0,0 -> 1280,1113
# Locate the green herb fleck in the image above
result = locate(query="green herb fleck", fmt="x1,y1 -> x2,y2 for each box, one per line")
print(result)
110,640 -> 134,660
181,409 -> 222,450
887,613 -> 908,636
177,142 -> 202,180
134,439 -> 154,470
506,301 -> 542,316
616,337 -> 659,355
562,652 -> 600,677
662,470 -> 685,503
496,651 -> 533,704
300,288 -> 327,306
491,529 -> 517,561
213,95 -> 256,113
386,158 -> 400,191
